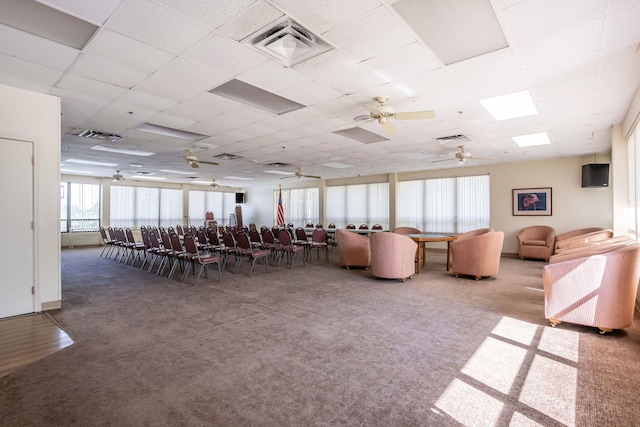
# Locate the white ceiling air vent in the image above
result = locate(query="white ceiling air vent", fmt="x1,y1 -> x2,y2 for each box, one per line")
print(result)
433,134 -> 470,144
244,17 -> 332,67
77,129 -> 125,143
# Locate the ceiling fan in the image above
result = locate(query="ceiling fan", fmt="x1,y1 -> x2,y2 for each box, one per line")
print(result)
183,149 -> 219,168
209,179 -> 219,188
112,170 -> 125,182
280,167 -> 321,180
432,145 -> 494,166
351,96 -> 436,135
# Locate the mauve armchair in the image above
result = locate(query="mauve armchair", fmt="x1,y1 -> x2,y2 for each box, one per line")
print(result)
450,229 -> 504,280
336,229 -> 371,269
543,242 -> 640,334
517,225 -> 556,261
370,232 -> 418,282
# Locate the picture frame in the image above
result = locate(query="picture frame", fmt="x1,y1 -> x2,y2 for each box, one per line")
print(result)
512,187 -> 552,216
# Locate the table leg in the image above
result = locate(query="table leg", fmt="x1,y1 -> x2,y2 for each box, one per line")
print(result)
416,243 -> 423,274
446,241 -> 452,271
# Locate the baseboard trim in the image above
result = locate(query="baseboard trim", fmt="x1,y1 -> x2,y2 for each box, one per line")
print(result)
41,300 -> 61,311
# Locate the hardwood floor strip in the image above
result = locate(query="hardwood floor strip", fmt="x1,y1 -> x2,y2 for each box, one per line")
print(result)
0,313 -> 74,378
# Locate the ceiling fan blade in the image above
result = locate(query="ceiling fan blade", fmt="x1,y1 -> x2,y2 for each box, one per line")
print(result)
198,160 -> 219,166
189,161 -> 199,168
394,111 -> 436,120
279,175 -> 295,180
431,158 -> 455,163
471,156 -> 495,161
362,104 -> 383,116
380,120 -> 397,135
303,174 -> 321,179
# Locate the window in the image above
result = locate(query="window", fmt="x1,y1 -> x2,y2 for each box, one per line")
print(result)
273,187 -> 319,227
397,174 -> 490,233
110,186 -> 183,228
326,183 -> 389,229
188,191 -> 236,227
60,182 -> 101,232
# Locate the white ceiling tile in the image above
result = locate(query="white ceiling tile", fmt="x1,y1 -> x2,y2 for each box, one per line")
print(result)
99,102 -> 158,122
217,0 -> 285,40
0,74 -> 53,94
237,61 -> 310,93
51,87 -> 113,115
153,58 -> 231,92
81,111 -> 141,132
514,19 -> 604,69
361,42 -> 441,83
115,89 -> 177,111
0,23 -> 79,70
270,0 -> 381,34
162,104 -> 217,122
292,48 -> 356,77
157,0 -> 258,30
179,92 -> 243,115
182,33 -> 268,75
57,73 -> 128,100
445,48 -> 521,85
106,0 -> 211,54
462,71 -> 529,99
0,53 -> 63,86
523,51 -> 600,87
37,0 -> 123,25
71,53 -> 148,88
602,5 -> 640,48
498,0 -> 607,43
319,67 -> 386,96
277,80 -> 343,106
312,96 -> 361,115
323,7 -> 417,61
134,75 -> 201,102
530,73 -> 598,102
148,112 -> 196,129
86,29 -> 174,73
391,69 -> 460,98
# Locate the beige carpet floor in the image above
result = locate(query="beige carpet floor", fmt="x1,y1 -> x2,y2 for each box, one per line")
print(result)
1,247 -> 639,426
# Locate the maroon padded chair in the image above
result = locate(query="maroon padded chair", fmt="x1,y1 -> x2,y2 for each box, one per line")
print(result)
277,229 -> 305,269
181,233 -> 221,285
309,228 -> 328,262
235,232 -> 269,276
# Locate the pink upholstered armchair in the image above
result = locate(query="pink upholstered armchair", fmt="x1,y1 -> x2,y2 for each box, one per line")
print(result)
543,242 -> 640,334
450,229 -> 504,280
336,229 -> 371,269
370,232 -> 418,282
517,225 -> 556,261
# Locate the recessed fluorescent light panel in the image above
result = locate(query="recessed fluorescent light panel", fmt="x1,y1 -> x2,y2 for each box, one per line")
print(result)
392,0 -> 508,65
0,0 -> 98,50
210,79 -> 305,114
66,159 -> 119,167
323,162 -> 354,169
224,176 -> 255,180
134,123 -> 208,141
333,128 -> 390,144
264,170 -> 295,176
134,176 -> 166,180
61,169 -> 95,175
480,90 -> 538,121
512,132 -> 551,147
159,169 -> 195,175
90,145 -> 155,156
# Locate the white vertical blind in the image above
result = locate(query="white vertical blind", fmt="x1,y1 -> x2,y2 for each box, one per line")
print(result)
273,187 -> 319,226
629,126 -> 639,240
111,186 -> 184,228
326,183 -> 389,229
398,174 -> 490,233
60,182 -> 101,232
189,191 -> 236,226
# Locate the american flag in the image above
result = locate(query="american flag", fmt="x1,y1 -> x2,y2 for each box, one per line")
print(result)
276,187 -> 285,226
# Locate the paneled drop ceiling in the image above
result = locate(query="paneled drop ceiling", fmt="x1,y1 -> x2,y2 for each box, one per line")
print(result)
0,0 -> 639,187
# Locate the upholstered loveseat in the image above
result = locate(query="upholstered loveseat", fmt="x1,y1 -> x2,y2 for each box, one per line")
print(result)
543,240 -> 640,334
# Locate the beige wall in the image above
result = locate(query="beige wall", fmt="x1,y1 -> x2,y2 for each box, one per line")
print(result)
248,154 -> 613,254
0,83 -> 61,311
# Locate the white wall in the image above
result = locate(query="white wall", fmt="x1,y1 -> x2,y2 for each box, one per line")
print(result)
0,83 -> 61,310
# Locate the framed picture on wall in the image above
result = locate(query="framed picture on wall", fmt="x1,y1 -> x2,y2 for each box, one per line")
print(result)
512,187 -> 552,216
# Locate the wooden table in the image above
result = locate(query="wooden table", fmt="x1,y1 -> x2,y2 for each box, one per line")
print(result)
405,234 -> 458,273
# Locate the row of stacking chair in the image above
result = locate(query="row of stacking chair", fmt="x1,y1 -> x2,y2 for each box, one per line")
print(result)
345,224 -> 384,230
